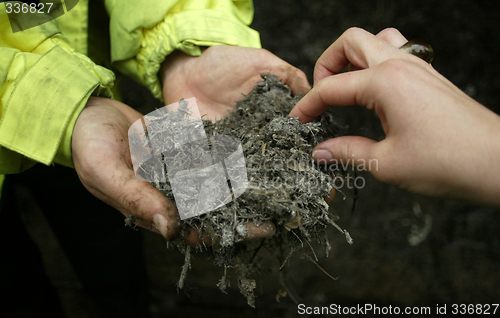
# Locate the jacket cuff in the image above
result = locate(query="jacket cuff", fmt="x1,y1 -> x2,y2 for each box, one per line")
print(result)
0,45 -> 114,171
52,88 -> 93,168
137,8 -> 261,100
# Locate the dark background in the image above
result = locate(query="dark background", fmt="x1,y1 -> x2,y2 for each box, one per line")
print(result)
19,1 -> 500,317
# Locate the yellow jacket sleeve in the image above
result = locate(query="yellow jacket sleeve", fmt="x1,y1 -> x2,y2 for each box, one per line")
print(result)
105,0 -> 261,100
0,2 -> 115,174
0,0 -> 259,178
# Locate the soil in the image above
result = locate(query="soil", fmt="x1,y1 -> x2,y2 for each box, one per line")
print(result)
134,75 -> 353,307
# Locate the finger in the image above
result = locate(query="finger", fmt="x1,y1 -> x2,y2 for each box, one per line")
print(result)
273,64 -> 312,95
84,184 -> 166,235
91,154 -> 181,239
346,28 -> 407,72
74,106 -> 181,239
312,136 -> 378,171
111,156 -> 181,239
313,27 -> 410,85
324,189 -> 336,204
78,153 -> 180,239
376,27 -> 408,48
289,69 -> 370,122
184,221 -> 276,247
244,221 -> 276,240
184,226 -> 211,247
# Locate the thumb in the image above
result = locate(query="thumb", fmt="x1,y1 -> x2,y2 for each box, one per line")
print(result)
114,169 -> 182,240
77,150 -> 182,240
312,136 -> 378,171
73,101 -> 181,240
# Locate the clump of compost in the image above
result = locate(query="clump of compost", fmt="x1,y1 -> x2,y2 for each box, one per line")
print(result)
137,74 -> 352,306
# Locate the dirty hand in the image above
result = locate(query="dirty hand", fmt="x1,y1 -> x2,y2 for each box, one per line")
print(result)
160,45 -> 311,120
72,97 -> 183,239
73,97 -> 276,245
161,45 -> 335,205
157,45 -> 313,240
289,27 -> 500,207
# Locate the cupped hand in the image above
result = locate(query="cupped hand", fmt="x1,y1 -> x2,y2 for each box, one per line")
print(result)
161,45 -> 336,205
160,45 -> 311,121
73,97 -> 277,245
159,45 -> 317,240
289,27 -> 500,207
72,97 -> 182,239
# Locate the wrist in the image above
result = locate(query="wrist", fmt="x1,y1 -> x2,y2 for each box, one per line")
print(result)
475,128 -> 500,208
159,50 -> 196,100
159,47 -> 211,86
160,51 -> 186,83
455,111 -> 500,208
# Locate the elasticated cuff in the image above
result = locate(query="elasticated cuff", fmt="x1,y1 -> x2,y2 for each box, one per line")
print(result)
136,8 -> 261,100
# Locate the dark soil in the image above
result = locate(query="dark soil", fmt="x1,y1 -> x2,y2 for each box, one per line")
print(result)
134,75 -> 353,307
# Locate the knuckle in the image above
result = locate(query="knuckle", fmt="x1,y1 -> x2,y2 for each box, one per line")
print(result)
295,68 -> 307,79
380,27 -> 403,38
245,222 -> 276,240
279,64 -> 293,74
344,26 -> 364,38
313,59 -> 324,75
119,190 -> 140,214
258,48 -> 272,57
378,58 -> 432,85
315,79 -> 329,103
339,143 -> 351,162
315,76 -> 327,90
166,216 -> 181,238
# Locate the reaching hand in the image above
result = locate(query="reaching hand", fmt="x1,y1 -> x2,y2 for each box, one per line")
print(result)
289,27 -> 500,208
160,45 -> 311,121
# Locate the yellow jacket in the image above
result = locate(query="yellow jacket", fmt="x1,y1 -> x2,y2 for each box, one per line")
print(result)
0,0 -> 261,194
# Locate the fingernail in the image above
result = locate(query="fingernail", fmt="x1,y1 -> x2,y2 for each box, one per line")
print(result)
312,149 -> 334,162
153,214 -> 168,239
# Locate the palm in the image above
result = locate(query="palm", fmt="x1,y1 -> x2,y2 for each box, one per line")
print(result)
161,45 -> 310,120
72,48 -> 310,243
